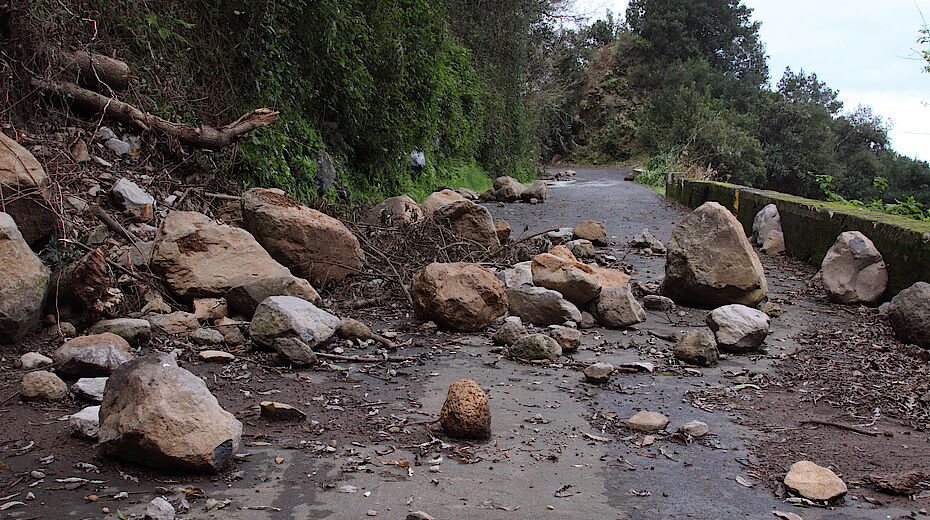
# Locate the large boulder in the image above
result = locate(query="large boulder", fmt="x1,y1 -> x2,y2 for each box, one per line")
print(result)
241,188 -> 365,287
531,253 -> 601,307
492,176 -> 526,202
521,180 -> 547,202
751,204 -> 782,246
588,286 -> 646,328
662,202 -> 767,307
152,211 -> 295,299
370,195 -> 424,224
226,275 -> 322,318
422,189 -> 464,214
440,379 -> 491,440
248,296 -> 340,349
433,200 -> 500,248
673,330 -> 719,366
887,282 -> 930,348
0,132 -> 56,246
820,231 -> 887,305
705,304 -> 770,353
0,212 -> 50,342
98,354 -> 242,473
573,220 -> 607,245
411,262 -> 508,332
506,286 -> 582,326
52,333 -> 133,377
21,371 -> 67,400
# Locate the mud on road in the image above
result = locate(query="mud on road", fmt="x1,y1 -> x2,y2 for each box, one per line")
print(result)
1,167 -> 928,519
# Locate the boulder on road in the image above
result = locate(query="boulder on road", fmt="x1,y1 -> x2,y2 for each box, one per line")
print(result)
761,230 -> 785,256
887,281 -> 930,348
662,202 -> 767,307
573,220 -> 607,245
422,189 -> 464,214
508,334 -> 562,360
820,231 -> 887,305
440,379 -> 491,440
152,210 -> 295,299
751,204 -> 782,246
627,411 -> 669,432
673,330 -> 719,366
53,333 -> 133,377
249,296 -> 340,349
784,461 -> 847,502
531,253 -> 601,306
492,176 -> 526,202
412,262 -> 508,332
98,354 -> 243,473
584,362 -> 613,384
521,180 -> 547,202
226,275 -> 322,318
629,228 -> 666,254
588,286 -> 645,328
548,325 -> 581,353
21,371 -> 67,400
0,212 -> 50,342
433,200 -> 500,248
506,285 -> 582,326
493,316 -> 527,346
705,304 -> 770,353
242,188 -> 364,286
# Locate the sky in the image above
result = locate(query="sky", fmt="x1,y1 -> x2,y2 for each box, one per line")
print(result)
569,0 -> 930,160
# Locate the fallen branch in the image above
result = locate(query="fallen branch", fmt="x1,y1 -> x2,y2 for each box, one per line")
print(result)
800,419 -> 878,437
41,45 -> 129,92
317,352 -> 416,363
32,78 -> 278,150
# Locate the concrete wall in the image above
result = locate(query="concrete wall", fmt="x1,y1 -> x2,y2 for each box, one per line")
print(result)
666,178 -> 930,297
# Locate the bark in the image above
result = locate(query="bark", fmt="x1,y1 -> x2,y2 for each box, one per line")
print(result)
31,78 -> 278,150
42,46 -> 130,92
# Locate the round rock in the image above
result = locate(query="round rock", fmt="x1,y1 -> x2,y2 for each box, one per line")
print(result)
508,334 -> 562,360
627,411 -> 669,432
440,379 -> 491,440
21,371 -> 68,400
584,362 -> 613,384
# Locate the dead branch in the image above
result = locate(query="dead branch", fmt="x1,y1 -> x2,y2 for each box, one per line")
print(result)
31,78 -> 278,150
316,352 -> 417,363
41,45 -> 129,92
800,419 -> 878,437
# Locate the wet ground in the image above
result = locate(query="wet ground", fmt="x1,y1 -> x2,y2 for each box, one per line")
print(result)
1,167 -> 927,519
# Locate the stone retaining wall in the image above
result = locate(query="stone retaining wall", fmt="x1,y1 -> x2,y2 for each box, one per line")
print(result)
666,178 -> 930,297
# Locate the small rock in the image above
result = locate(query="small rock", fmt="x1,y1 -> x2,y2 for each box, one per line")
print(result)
144,496 -> 175,520
71,377 -> 108,402
190,327 -> 224,345
507,286 -> 582,326
110,178 -> 155,213
493,316 -> 527,346
706,304 -> 770,353
573,220 -> 607,245
673,330 -> 719,367
49,321 -> 77,337
761,230 -> 785,255
260,401 -> 307,421
627,411 -> 669,432
193,297 -> 228,322
565,239 -> 596,258
588,286 -> 646,328
578,311 -> 596,329
249,296 -> 339,349
440,379 -> 491,440
273,337 -> 318,365
19,352 -> 52,370
679,420 -> 709,437
494,219 -> 512,244
629,228 -> 666,253
548,326 -> 581,353
783,461 -> 848,501
198,350 -> 235,363
508,334 -> 562,360
584,362 -> 613,384
336,318 -> 372,341
545,227 -> 574,244
226,275 -> 322,318
53,333 -> 133,377
643,295 -> 675,311
497,261 -> 533,288
70,405 -> 100,440
406,513 -> 437,520
758,301 -> 782,317
21,371 -> 68,400
146,311 -> 200,335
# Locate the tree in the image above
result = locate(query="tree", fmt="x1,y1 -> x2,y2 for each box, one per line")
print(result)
776,67 -> 843,115
625,0 -> 768,85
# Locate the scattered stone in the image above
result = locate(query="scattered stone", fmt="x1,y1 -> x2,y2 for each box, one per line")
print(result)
508,334 -> 562,360
629,228 -> 666,254
440,379 -> 491,440
820,231 -> 887,305
531,253 -> 601,306
662,202 -> 767,307
146,311 -> 200,335
193,297 -> 228,322
548,325 -> 582,353
506,286 -> 582,326
573,220 -> 607,244
565,239 -> 595,258
588,286 -> 646,328
422,189 -> 465,214
272,337 -> 318,365
49,321 -> 77,337
706,304 -> 770,353
433,200 -> 500,248
249,296 -> 340,349
521,180 -> 547,202
498,261 -> 533,288
21,371 -> 68,400
679,420 -> 709,437
260,401 -> 307,421
627,411 -> 669,432
589,265 -> 631,289
226,275 -> 322,317
751,204 -> 782,246
545,227 -> 574,245
783,461 -> 848,502
411,262 -> 508,332
110,178 -> 155,213
70,405 -> 100,440
336,318 -> 372,341
199,350 -> 235,363
152,210 -> 296,299
493,316 -> 527,346
53,333 -> 133,377
20,352 -> 52,370
241,188 -> 365,286
673,330 -> 719,367
492,176 -> 526,202
758,301 -> 782,317
584,362 -> 613,384
72,377 -> 108,402
191,327 -> 224,345
578,311 -> 596,329
0,212 -> 50,342
761,230 -> 786,255
643,295 -> 675,311
99,354 -> 243,472
494,219 -> 512,244
111,241 -> 154,268
406,513 -> 436,520
144,497 -> 176,520
370,195 -> 424,224
887,281 -> 930,348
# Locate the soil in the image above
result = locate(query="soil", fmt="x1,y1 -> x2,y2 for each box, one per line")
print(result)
1,166 -> 928,519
